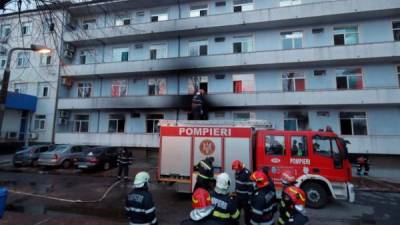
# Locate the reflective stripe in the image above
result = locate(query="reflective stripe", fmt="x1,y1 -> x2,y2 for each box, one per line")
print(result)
213,210 -> 231,219
129,218 -> 157,225
285,211 -> 291,217
126,206 -> 156,214
251,207 -> 263,215
232,209 -> 240,219
250,220 -> 274,225
198,174 -> 213,180
236,180 -> 253,185
236,190 -> 252,195
251,203 -> 276,215
278,218 -> 285,225
200,160 -> 211,170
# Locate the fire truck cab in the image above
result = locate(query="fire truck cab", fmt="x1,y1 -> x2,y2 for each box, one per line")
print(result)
157,120 -> 355,208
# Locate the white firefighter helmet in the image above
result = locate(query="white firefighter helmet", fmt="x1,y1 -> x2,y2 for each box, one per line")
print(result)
134,171 -> 150,188
215,173 -> 231,194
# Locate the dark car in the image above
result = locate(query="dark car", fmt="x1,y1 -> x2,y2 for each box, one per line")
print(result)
75,146 -> 120,170
13,145 -> 52,167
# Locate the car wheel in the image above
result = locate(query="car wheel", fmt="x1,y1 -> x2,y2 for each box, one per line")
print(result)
302,182 -> 329,209
62,160 -> 72,169
103,162 -> 110,170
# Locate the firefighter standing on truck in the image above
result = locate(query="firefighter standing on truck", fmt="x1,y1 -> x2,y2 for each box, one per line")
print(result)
117,148 -> 133,181
194,157 -> 215,191
125,171 -> 158,225
232,160 -> 253,225
249,170 -> 277,225
277,170 -> 298,225
210,173 -> 240,225
280,186 -> 309,225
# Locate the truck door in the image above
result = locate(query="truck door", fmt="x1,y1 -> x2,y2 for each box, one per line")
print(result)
289,135 -> 310,178
311,135 -> 345,181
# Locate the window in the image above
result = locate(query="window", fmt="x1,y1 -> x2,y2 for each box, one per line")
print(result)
284,112 -> 309,131
82,19 -> 96,30
233,0 -> 254,12
291,136 -> 307,157
0,24 -> 11,38
188,76 -> 208,94
38,82 -> 50,97
397,65 -> 400,87
21,21 -> 32,35
334,26 -> 359,46
150,44 -> 167,59
148,78 -> 166,96
40,53 -> 52,66
393,21 -> 400,41
215,1 -> 226,7
265,135 -> 285,156
232,74 -> 255,93
281,31 -> 303,49
339,112 -> 368,135
282,72 -> 305,92
112,47 -> 129,62
111,80 -> 128,97
79,49 -> 95,64
336,68 -> 363,90
280,0 -> 301,7
312,135 -> 334,157
17,52 -> 30,67
14,83 -> 28,94
190,5 -> 208,17
115,14 -> 131,26
34,115 -> 46,131
43,17 -> 54,32
233,112 -> 255,121
146,114 -> 163,133
73,115 -> 89,133
151,9 -> 168,22
314,69 -> 326,76
77,82 -> 92,98
233,36 -> 253,53
189,40 -> 208,56
0,58 -> 5,69
108,114 -> 125,133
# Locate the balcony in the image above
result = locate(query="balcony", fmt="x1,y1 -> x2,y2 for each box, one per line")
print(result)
58,95 -> 192,110
64,0 -> 400,46
343,135 -> 400,155
55,132 -> 159,148
61,41 -> 400,77
58,88 -> 400,110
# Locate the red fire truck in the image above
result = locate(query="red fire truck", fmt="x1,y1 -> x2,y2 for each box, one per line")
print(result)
157,120 -> 355,208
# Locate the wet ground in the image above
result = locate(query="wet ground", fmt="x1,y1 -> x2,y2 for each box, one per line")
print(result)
1,155 -> 400,225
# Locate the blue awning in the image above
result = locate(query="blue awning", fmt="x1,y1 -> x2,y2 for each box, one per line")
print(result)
5,92 -> 37,112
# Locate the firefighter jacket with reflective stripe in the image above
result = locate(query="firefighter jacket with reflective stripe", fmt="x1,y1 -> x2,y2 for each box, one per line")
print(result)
118,151 -> 133,165
126,188 -> 157,225
249,185 -> 277,224
196,158 -> 214,179
234,168 -> 253,201
210,191 -> 240,225
277,192 -> 295,225
282,211 -> 309,225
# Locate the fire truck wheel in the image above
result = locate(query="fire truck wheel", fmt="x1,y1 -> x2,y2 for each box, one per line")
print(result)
303,182 -> 328,209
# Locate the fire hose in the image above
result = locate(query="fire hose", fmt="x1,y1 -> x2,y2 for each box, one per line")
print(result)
7,180 -> 122,203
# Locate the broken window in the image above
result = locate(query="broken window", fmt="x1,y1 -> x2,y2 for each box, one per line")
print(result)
284,112 -> 309,131
334,26 -> 358,45
339,112 -> 367,135
336,68 -> 363,90
282,72 -> 305,92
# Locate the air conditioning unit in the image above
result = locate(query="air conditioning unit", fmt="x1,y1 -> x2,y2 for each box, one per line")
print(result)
62,77 -> 73,88
58,110 -> 70,118
29,132 -> 39,140
56,118 -> 68,125
6,132 -> 18,140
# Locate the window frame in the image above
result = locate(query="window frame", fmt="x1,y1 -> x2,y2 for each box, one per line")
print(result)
188,76 -> 208,94
38,82 -> 50,98
77,82 -> 92,98
281,31 -> 303,49
188,40 -> 208,56
146,113 -> 164,133
14,83 -> 28,94
79,49 -> 95,65
150,9 -> 169,22
393,21 -> 400,41
0,24 -> 11,38
189,4 -> 208,17
290,135 -> 308,157
232,111 -> 255,121
233,0 -> 254,12
108,114 -> 126,133
282,71 -> 306,92
82,18 -> 96,30
232,74 -> 255,93
0,57 -> 6,69
339,112 -> 368,136
111,79 -> 128,97
232,35 -> 254,53
73,114 -> 89,133
265,135 -> 286,156
34,114 -> 46,131
112,47 -> 129,62
148,78 -> 167,96
16,52 -> 30,68
40,53 -> 52,66
149,43 -> 168,59
335,68 -> 363,90
115,14 -> 131,26
333,26 -> 359,46
21,21 -> 32,36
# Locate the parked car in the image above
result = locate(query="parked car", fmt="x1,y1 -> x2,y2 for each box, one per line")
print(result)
75,146 -> 120,171
38,144 -> 90,169
13,145 -> 52,167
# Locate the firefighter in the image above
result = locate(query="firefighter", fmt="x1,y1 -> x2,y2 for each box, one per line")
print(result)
117,148 -> 133,181
194,157 -> 215,191
262,166 -> 275,193
249,170 -> 277,225
281,186 -> 309,225
232,160 -> 252,225
357,155 -> 370,176
210,173 -> 240,225
277,170 -> 297,225
125,171 -> 158,225
180,188 -> 219,225
191,89 -> 206,120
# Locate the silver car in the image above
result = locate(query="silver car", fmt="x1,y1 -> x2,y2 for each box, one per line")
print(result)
38,144 -> 89,169
13,145 -> 51,167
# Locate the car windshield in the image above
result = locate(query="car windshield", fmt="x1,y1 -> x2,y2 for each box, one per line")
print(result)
48,145 -> 69,152
87,149 -> 104,156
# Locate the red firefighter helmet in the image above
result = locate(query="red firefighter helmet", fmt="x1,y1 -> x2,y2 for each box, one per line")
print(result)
284,186 -> 306,211
250,170 -> 269,188
192,188 -> 212,209
280,169 -> 296,185
231,160 -> 244,171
